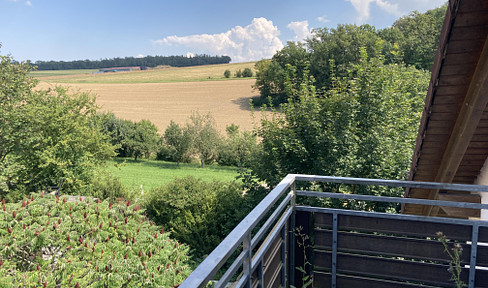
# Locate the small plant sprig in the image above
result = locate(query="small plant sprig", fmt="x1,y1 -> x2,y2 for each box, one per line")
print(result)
291,226 -> 313,288
436,231 -> 466,288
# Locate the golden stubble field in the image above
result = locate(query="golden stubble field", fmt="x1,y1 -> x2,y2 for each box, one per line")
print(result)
37,79 -> 266,133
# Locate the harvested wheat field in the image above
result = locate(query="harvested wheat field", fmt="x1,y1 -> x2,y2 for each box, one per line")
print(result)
37,79 -> 265,132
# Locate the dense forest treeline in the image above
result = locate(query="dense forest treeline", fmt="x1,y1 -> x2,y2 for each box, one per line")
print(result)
31,54 -> 231,70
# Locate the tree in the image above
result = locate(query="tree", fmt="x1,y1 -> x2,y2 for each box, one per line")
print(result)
380,4 -> 446,70
123,119 -> 160,161
1,50 -> 116,198
164,121 -> 193,167
224,69 -> 231,78
187,112 -> 220,168
251,51 -> 429,211
217,124 -> 257,168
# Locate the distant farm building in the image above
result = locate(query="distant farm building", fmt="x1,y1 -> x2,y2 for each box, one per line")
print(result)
98,66 -> 141,73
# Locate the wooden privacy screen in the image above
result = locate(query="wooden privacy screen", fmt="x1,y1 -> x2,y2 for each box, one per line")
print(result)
304,211 -> 488,288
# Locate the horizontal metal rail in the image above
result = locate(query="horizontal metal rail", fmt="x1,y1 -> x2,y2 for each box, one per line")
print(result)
180,174 -> 488,288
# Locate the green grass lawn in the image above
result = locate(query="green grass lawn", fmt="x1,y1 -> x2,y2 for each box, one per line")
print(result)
106,158 -> 240,192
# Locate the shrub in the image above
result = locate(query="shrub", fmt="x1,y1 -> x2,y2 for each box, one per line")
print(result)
87,170 -> 131,201
144,176 -> 248,258
0,194 -> 191,287
224,69 -> 231,78
217,125 -> 257,168
242,68 -> 253,77
235,69 -> 242,78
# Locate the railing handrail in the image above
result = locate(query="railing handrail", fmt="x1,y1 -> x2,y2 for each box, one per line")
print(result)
180,174 -> 488,287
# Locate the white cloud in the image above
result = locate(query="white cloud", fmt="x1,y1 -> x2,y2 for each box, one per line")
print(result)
154,17 -> 284,62
186,52 -> 195,58
287,21 -> 312,43
346,0 -> 375,23
136,54 -> 144,58
25,0 -> 32,6
317,15 -> 330,23
346,0 -> 445,23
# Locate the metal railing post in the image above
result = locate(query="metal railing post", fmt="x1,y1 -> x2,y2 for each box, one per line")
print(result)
289,178 -> 297,286
331,212 -> 338,288
468,224 -> 479,288
243,232 -> 252,288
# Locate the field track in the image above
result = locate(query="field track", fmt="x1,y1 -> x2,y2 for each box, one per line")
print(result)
37,79 -> 264,132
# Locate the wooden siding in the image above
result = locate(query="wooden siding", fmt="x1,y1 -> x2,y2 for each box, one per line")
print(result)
404,0 -> 488,217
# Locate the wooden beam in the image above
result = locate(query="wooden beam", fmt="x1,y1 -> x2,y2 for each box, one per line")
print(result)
424,35 -> 488,216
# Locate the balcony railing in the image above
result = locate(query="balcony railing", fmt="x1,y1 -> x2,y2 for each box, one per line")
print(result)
180,174 -> 488,288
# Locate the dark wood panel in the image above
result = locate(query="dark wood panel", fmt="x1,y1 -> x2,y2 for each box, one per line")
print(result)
314,251 -> 469,287
438,75 -> 472,87
450,25 -> 488,41
263,243 -> 282,288
477,245 -> 488,267
442,52 -> 480,65
431,103 -> 461,113
480,226 -> 488,242
427,120 -> 456,129
263,234 -> 282,266
440,64 -> 477,77
454,12 -> 488,27
314,229 -> 471,264
458,1 -> 488,12
433,93 -> 466,104
447,39 -> 486,54
315,214 -> 473,241
436,84 -> 470,95
314,272 -> 440,288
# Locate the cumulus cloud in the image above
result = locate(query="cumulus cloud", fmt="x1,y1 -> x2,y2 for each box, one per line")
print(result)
346,0 -> 445,23
287,21 -> 312,43
186,52 -> 195,58
136,54 -> 144,58
154,17 -> 284,62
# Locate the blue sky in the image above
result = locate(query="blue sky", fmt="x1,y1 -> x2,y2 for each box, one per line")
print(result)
0,0 -> 446,63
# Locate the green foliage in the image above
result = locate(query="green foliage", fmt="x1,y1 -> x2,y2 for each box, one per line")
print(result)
0,56 -> 116,198
242,68 -> 253,78
99,113 -> 161,161
0,194 -> 191,287
124,120 -> 161,161
144,176 -> 248,258
436,232 -> 467,288
217,124 -> 258,168
187,112 -> 221,168
381,4 -> 447,70
235,69 -> 242,78
87,170 -> 131,201
252,52 -> 429,210
223,69 -> 231,78
163,121 -> 193,166
253,6 -> 446,104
